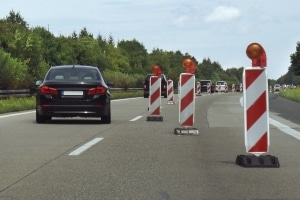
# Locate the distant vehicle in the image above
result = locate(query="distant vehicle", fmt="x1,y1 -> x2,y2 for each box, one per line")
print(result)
274,84 -> 281,92
199,80 -> 214,93
143,74 -> 167,98
215,81 -> 228,93
35,65 -> 112,123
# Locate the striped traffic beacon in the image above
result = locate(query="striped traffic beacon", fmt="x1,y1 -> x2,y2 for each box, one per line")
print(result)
174,58 -> 199,135
236,43 -> 279,168
167,79 -> 175,104
147,65 -> 163,121
196,82 -> 201,96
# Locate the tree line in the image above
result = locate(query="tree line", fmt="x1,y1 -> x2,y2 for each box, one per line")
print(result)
0,10 -> 299,90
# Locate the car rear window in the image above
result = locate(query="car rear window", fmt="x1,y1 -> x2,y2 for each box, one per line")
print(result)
46,68 -> 100,81
216,81 -> 225,85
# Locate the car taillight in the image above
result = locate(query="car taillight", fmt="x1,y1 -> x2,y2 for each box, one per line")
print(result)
88,86 -> 106,95
40,86 -> 58,95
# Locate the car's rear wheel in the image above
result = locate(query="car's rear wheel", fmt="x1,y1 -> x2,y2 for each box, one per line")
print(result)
36,111 -> 47,123
101,109 -> 111,124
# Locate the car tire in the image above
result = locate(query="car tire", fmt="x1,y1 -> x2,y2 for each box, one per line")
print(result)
101,109 -> 111,124
36,111 -> 47,123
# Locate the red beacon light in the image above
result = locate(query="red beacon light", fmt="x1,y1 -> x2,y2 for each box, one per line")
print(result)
246,42 -> 267,67
152,65 -> 162,76
182,58 -> 196,74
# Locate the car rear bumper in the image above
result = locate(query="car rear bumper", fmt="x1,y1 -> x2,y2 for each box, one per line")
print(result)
37,104 -> 110,118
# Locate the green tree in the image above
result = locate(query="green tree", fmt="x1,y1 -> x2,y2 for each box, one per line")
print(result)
117,39 -> 149,74
290,42 -> 300,76
0,49 -> 28,89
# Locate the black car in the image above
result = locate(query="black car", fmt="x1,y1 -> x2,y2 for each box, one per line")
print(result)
35,65 -> 112,123
199,80 -> 215,93
143,74 -> 167,98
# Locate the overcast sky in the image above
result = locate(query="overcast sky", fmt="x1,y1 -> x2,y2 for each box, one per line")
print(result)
1,0 -> 299,80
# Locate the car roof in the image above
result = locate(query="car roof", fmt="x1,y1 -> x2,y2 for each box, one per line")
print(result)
50,65 -> 98,70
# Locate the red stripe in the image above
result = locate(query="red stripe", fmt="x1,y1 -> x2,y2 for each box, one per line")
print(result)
180,89 -> 194,112
151,106 -> 160,115
249,132 -> 268,152
181,74 -> 192,86
168,87 -> 173,95
182,114 -> 193,126
245,69 -> 264,89
150,88 -> 160,104
150,76 -> 159,86
247,91 -> 266,130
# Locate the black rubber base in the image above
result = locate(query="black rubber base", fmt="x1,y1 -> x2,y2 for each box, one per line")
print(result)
147,116 -> 163,121
236,155 -> 280,168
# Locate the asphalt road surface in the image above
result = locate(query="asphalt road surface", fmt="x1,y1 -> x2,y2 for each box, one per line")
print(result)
0,92 -> 300,200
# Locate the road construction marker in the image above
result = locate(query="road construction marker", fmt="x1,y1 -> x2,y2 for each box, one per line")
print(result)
236,42 -> 279,168
174,58 -> 199,135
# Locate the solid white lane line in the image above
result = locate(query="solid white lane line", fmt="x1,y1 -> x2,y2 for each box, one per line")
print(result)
240,97 -> 300,140
69,137 -> 103,156
130,116 -> 143,121
0,111 -> 35,119
269,118 -> 300,140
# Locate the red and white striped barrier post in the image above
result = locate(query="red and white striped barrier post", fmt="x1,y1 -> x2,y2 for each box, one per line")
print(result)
236,42 -> 279,168
147,65 -> 163,121
196,81 -> 201,96
174,58 -> 199,135
232,83 -> 235,92
167,79 -> 174,104
207,82 -> 211,94
239,83 -> 243,93
244,68 -> 269,156
216,84 -> 220,93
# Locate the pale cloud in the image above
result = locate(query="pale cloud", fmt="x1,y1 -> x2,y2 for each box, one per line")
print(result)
172,15 -> 192,27
1,0 -> 300,79
204,6 -> 241,23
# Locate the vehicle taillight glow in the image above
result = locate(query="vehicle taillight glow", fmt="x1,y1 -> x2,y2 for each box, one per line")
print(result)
40,86 -> 58,95
88,86 -> 106,95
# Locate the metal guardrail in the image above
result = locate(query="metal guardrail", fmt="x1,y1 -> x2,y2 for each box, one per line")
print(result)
0,88 -> 143,98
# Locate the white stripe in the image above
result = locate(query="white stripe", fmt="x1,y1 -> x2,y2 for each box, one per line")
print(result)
269,118 -> 300,140
245,69 -> 267,109
180,101 -> 194,124
180,74 -> 194,98
69,138 -> 103,156
0,111 -> 35,118
129,115 -> 143,121
149,98 -> 160,113
246,112 -> 269,152
150,76 -> 160,94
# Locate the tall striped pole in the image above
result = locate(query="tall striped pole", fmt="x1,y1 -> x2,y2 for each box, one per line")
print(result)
147,65 -> 163,121
243,68 -> 269,156
149,76 -> 161,115
174,58 -> 199,135
167,79 -> 174,104
179,73 -> 195,127
236,42 -> 279,168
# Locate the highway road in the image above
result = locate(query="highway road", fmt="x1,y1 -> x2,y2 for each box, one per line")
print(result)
0,92 -> 300,199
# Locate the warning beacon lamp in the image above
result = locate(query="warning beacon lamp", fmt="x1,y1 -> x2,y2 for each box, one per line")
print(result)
246,42 -> 267,67
152,65 -> 162,76
182,58 -> 196,74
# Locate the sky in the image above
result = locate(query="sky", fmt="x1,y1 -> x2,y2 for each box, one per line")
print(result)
0,0 -> 299,80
